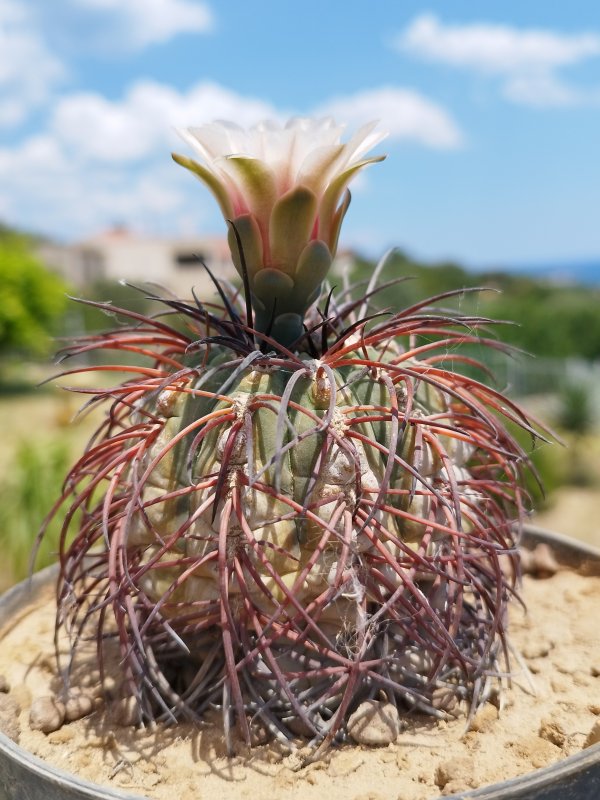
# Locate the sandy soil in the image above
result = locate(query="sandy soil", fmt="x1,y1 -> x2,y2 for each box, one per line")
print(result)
1,564 -> 600,800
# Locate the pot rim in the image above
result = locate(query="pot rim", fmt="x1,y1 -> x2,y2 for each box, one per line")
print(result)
0,526 -> 599,800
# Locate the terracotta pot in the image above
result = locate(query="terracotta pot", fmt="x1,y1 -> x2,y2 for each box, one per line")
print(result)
1,526 -> 599,800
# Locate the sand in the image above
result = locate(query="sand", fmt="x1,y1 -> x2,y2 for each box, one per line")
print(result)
1,566 -> 600,800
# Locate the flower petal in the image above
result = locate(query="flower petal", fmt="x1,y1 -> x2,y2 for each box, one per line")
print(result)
171,153 -> 234,219
327,189 -> 352,254
293,240 -> 332,301
297,144 -> 346,194
339,120 -> 388,165
269,186 -> 317,276
227,214 -> 264,279
221,156 -> 278,243
318,155 -> 386,245
252,267 -> 295,295
252,268 -> 296,319
180,121 -> 247,160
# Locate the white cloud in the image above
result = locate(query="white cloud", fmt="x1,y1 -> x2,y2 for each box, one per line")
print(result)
0,80 -> 462,239
0,134 -> 189,236
49,81 -> 462,168
73,0 -> 214,47
0,0 -> 65,127
396,14 -> 600,74
394,13 -> 600,108
50,81 -> 281,162
503,74 -> 589,108
319,87 -> 463,149
0,81 -> 281,237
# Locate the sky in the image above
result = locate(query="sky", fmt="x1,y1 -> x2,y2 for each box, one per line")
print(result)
1,0 -> 600,268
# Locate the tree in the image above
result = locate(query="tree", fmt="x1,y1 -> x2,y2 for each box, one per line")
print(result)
0,231 -> 68,358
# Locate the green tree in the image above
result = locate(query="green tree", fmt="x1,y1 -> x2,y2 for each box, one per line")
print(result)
0,231 -> 68,358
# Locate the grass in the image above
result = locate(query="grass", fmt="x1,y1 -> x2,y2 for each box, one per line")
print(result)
0,373 -> 100,590
0,439 -> 72,580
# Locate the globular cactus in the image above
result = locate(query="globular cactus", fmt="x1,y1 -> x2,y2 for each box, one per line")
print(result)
42,119 -> 545,754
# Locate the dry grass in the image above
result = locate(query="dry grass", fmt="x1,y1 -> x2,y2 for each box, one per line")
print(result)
0,375 -> 101,591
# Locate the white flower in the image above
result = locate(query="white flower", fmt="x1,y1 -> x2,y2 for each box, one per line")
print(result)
173,117 -> 386,343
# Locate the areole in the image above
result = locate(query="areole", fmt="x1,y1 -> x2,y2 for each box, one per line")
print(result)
0,526 -> 599,800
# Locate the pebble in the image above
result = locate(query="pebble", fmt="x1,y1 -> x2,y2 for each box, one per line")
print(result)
10,684 -> 31,710
584,720 -> 600,749
347,700 -> 402,746
0,693 -> 21,742
29,696 -> 65,734
285,716 -> 317,738
0,674 -> 9,693
248,722 -> 270,747
551,676 -> 571,694
328,751 -> 365,777
47,727 -> 75,744
435,755 -> 476,790
352,794 -> 386,800
65,693 -> 95,723
520,543 -> 560,577
394,649 -> 433,675
522,638 -> 553,660
109,696 -> 142,727
469,703 -> 498,733
538,718 -> 567,748
553,654 -> 581,675
431,686 -> 458,712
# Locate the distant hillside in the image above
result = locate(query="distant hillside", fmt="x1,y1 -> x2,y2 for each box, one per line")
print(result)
348,250 -> 600,361
491,260 -> 600,286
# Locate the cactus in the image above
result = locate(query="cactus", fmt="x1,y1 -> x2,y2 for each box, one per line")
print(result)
41,119 -> 546,754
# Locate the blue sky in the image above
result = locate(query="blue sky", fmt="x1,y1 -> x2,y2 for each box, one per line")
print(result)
1,0 -> 600,268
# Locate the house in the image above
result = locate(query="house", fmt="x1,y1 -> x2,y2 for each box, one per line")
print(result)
38,227 -> 235,297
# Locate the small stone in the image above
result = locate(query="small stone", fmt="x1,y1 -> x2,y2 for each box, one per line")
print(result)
591,665 -> 600,678
394,649 -> 433,676
0,674 -> 9,693
588,704 -> 600,715
47,727 -> 75,744
584,720 -> 600,748
573,672 -> 592,687
347,700 -> 402,746
469,703 -> 499,733
65,693 -> 95,723
102,676 -> 118,698
0,694 -> 21,742
435,755 -> 476,790
285,716 -> 316,738
551,676 -> 570,694
328,751 -> 365,777
521,543 -> 560,577
522,639 -> 553,660
248,722 -> 270,746
109,696 -> 141,727
431,686 -> 457,712
444,779 -> 476,795
351,794 -> 385,800
29,696 -> 65,734
539,718 -> 567,747
518,548 -> 535,575
10,684 -> 31,710
554,654 -> 579,675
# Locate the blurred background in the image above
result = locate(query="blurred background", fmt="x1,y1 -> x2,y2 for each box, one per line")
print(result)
1,0 -> 599,590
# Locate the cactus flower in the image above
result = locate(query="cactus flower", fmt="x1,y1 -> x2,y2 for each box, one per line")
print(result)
173,118 -> 386,344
